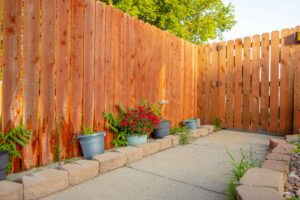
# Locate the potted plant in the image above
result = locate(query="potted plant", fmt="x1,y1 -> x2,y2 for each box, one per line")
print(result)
150,102 -> 171,139
120,104 -> 159,146
77,126 -> 105,160
0,125 -> 31,180
183,118 -> 200,130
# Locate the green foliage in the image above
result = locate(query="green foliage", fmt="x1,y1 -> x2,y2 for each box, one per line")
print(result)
0,125 -> 31,173
226,147 -> 261,200
100,0 -> 236,44
54,145 -> 61,162
286,196 -> 299,200
213,118 -> 222,131
140,100 -> 162,118
103,111 -> 128,148
170,125 -> 189,135
179,132 -> 189,145
291,141 -> 300,153
82,125 -> 94,135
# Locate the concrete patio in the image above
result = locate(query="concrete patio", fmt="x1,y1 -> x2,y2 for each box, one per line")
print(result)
42,130 -> 272,200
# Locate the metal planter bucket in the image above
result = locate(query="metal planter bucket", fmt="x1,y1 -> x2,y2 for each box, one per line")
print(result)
0,151 -> 9,181
183,118 -> 199,130
127,135 -> 147,146
77,132 -> 106,160
152,120 -> 170,139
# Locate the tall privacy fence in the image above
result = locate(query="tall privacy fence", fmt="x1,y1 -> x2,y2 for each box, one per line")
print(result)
2,0 -> 199,171
1,0 -> 300,172
198,26 -> 300,135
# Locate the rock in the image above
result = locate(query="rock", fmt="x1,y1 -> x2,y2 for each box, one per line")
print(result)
165,135 -> 180,146
135,142 -> 161,157
237,185 -> 284,200
240,168 -> 286,194
283,192 -> 293,199
269,138 -> 287,149
272,144 -> 296,155
286,182 -> 293,190
59,159 -> 99,185
188,128 -> 209,138
115,146 -> 143,163
200,125 -> 214,133
151,137 -> 172,150
0,181 -> 23,200
262,160 -> 290,174
266,153 -> 291,163
22,169 -> 69,200
286,134 -> 300,143
93,152 -> 127,174
289,171 -> 300,180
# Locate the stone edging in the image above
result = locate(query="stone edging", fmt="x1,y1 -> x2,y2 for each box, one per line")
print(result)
236,135 -> 298,200
0,125 -> 215,200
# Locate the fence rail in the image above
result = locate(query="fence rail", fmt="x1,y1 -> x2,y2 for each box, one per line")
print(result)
1,0 -> 300,172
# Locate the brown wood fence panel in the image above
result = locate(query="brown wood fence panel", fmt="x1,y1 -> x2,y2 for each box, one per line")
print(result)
22,0 -> 40,169
199,26 -> 300,135
56,0 -> 70,160
294,26 -> 300,134
2,0 -> 300,172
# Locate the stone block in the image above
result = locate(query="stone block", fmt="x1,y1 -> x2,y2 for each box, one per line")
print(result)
115,146 -> 143,163
59,159 -> 99,185
285,134 -> 300,143
135,142 -> 161,156
269,138 -> 287,149
151,137 -> 172,150
23,169 -> 69,200
237,185 -> 284,200
262,160 -> 289,174
272,144 -> 296,155
188,128 -> 209,138
266,153 -> 291,163
0,181 -> 23,200
240,167 -> 285,194
165,135 -> 179,146
200,125 -> 214,133
93,152 -> 127,174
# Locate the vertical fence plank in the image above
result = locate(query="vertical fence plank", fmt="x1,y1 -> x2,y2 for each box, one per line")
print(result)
225,40 -> 234,128
94,2 -> 105,131
3,0 -> 22,172
211,43 -> 218,122
56,0 -> 70,160
83,0 -> 95,127
197,46 -> 204,121
280,29 -> 294,134
40,0 -> 56,165
293,26 -> 300,134
242,37 -> 251,130
234,39 -> 243,129
251,35 -> 260,131
122,14 -> 131,108
22,0 -> 40,169
270,31 -> 279,133
202,44 -> 211,124
104,6 -> 115,148
218,42 -> 226,126
130,18 -> 138,107
260,33 -> 270,132
69,0 -> 84,157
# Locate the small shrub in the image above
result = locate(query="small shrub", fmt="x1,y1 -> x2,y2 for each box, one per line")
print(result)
226,147 -> 261,199
170,125 -> 189,135
82,125 -> 94,135
213,118 -> 222,131
179,132 -> 189,145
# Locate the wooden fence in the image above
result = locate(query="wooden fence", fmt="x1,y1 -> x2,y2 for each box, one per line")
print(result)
198,26 -> 300,136
2,0 -> 300,172
2,0 -> 199,171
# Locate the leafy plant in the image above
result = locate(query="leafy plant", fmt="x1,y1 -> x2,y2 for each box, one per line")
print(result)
0,125 -> 31,172
170,125 -> 189,135
140,100 -> 162,118
54,145 -> 61,162
103,111 -> 128,148
213,118 -> 222,131
82,125 -> 94,135
179,132 -> 189,145
226,147 -> 261,200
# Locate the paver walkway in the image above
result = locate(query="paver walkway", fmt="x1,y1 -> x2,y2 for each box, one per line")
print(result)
42,130 -> 272,200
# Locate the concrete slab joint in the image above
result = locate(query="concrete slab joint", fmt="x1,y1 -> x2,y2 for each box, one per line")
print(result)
22,169 -> 69,200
